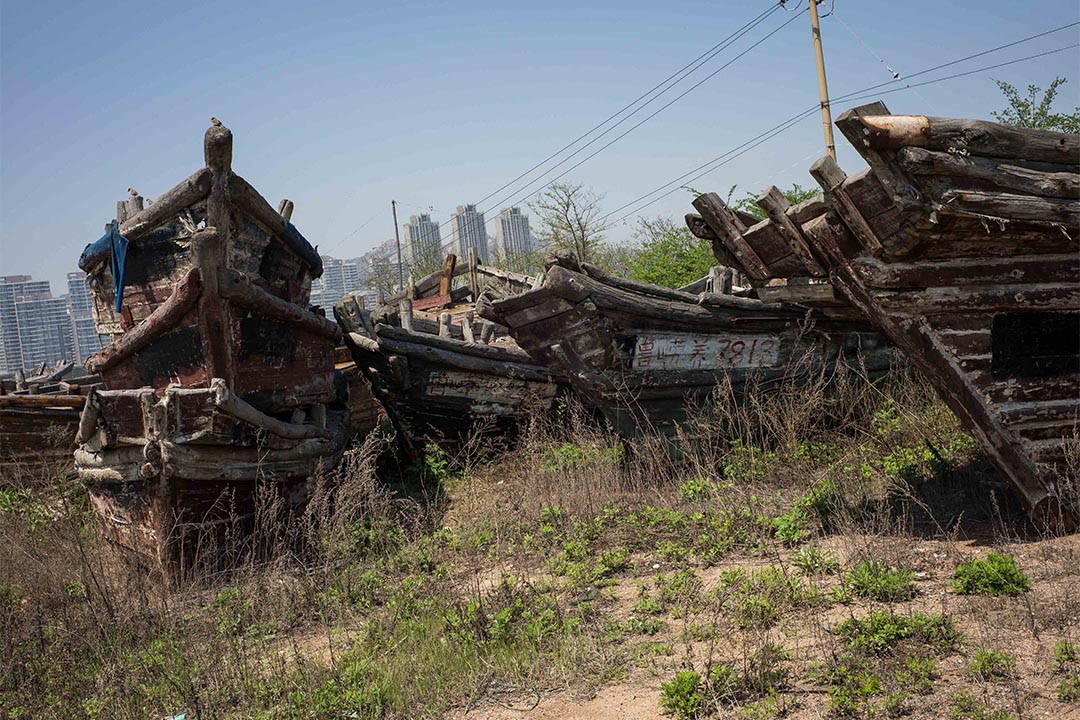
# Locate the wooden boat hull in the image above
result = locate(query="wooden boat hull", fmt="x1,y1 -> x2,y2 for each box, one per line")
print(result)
792,102 -> 1079,528
336,293 -> 564,459
75,122 -> 349,572
0,402 -> 83,464
480,253 -> 899,441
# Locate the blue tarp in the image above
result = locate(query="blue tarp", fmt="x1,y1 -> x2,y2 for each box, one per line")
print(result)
79,223 -> 130,312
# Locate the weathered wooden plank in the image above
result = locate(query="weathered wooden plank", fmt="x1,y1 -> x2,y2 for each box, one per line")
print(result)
834,103 -> 917,205
755,185 -> 825,276
111,168 -> 212,244
935,188 -> 1080,227
787,194 -> 828,225
809,156 -> 885,256
897,147 -> 1080,199
870,283 -> 1080,314
855,114 -> 1080,164
684,213 -> 743,269
502,295 -> 576,328
692,193 -> 770,279
852,253 -> 1080,289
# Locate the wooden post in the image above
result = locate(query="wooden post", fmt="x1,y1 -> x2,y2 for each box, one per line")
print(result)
190,227 -> 234,385
461,311 -> 476,343
407,272 -> 416,299
468,246 -> 479,301
480,321 -> 495,345
438,312 -> 452,338
398,298 -> 413,332
204,120 -> 233,263
439,254 -> 457,297
809,0 -> 836,160
277,199 -> 295,220
392,200 -> 404,293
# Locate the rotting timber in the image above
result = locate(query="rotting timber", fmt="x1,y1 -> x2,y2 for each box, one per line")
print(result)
335,254 -> 566,459
477,250 -> 899,443
75,121 -> 349,572
0,363 -> 101,464
797,102 -> 1078,529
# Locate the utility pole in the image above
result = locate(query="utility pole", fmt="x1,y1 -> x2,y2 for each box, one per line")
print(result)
391,200 -> 404,292
809,0 -> 836,159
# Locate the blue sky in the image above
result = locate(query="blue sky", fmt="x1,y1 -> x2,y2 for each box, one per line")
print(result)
2,0 -> 1078,291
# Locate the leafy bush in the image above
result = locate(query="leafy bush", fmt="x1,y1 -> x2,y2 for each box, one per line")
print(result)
948,691 -> 1016,720
952,553 -> 1030,596
837,611 -> 961,655
846,561 -> 916,602
1052,640 -> 1078,673
1059,675 -> 1080,703
660,670 -> 704,718
792,546 -> 839,576
967,648 -> 1016,681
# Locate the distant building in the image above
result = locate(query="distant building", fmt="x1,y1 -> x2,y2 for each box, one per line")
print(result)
66,271 -> 94,314
449,204 -> 489,263
0,273 -> 109,373
311,255 -> 366,310
403,213 -> 443,271
493,206 -> 533,263
66,271 -> 102,365
15,295 -> 73,370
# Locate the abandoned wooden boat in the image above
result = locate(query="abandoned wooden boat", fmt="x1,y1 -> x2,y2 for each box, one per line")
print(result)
335,254 -> 565,458
477,251 -> 898,441
0,365 -> 100,464
75,120 -> 349,570
789,101 -> 1079,528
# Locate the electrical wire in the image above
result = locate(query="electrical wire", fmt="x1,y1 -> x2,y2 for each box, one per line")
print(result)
602,33 -> 1080,224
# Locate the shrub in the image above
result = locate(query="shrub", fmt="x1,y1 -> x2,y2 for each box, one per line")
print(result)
792,545 -> 839,576
837,611 -> 961,655
846,561 -> 916,602
966,648 -> 1016,681
660,670 -> 704,718
952,553 -> 1030,596
1053,640 -> 1079,673
948,691 -> 1016,720
1059,675 -> 1080,703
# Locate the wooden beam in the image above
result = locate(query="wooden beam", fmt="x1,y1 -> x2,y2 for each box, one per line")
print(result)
755,186 -> 825,276
936,188 -> 1080,226
809,155 -> 884,256
692,193 -> 770,280
218,267 -> 342,340
896,147 -> 1079,199
439,254 -> 457,296
191,227 -> 234,384
855,113 -> 1080,164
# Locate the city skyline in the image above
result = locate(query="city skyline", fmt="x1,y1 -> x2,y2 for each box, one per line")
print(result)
0,271 -> 104,374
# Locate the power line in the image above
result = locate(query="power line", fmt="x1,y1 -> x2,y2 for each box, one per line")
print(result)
466,3 -> 787,216
474,6 -> 809,228
370,4 -> 800,265
837,43 -> 1079,104
357,19 -> 1080,264
831,20 -> 1080,102
602,27 -> 1080,224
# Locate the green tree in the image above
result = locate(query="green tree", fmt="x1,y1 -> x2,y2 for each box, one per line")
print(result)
728,183 -> 819,221
530,182 -> 607,263
625,216 -> 713,289
991,76 -> 1080,133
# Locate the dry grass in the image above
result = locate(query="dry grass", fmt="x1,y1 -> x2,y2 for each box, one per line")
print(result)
1,368 -> 1078,719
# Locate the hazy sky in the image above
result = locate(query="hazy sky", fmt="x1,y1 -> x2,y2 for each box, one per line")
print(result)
2,0 -> 1078,292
